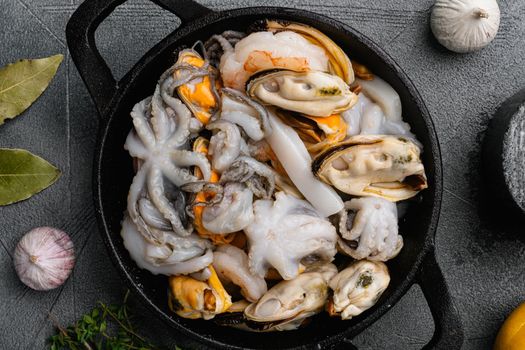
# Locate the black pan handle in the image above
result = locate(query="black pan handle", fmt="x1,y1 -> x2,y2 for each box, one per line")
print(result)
66,0 -> 212,115
417,247 -> 464,349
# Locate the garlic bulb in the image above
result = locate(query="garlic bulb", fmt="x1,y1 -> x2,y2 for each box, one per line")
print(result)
431,0 -> 500,53
14,227 -> 75,291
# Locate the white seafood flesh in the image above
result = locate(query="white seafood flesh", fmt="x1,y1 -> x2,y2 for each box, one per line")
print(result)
125,74 -> 213,240
243,264 -> 337,330
244,192 -> 337,280
357,76 -> 402,122
138,197 -> 172,231
205,30 -> 246,68
263,20 -> 354,84
343,94 -> 419,147
207,120 -> 242,172
266,110 -> 343,216
329,260 -> 390,320
120,23 -> 429,330
247,70 -> 357,117
121,217 -> 212,276
213,244 -> 268,302
220,156 -> 276,199
220,31 -> 329,90
219,88 -> 271,141
201,182 -> 254,234
337,197 -> 403,261
168,266 -> 232,320
312,135 -> 427,201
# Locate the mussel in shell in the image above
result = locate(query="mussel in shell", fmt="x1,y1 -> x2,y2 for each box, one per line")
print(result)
243,264 -> 337,331
259,19 -> 354,84
247,70 -> 358,117
274,109 -> 347,154
327,260 -> 390,320
312,135 -> 427,201
168,266 -> 232,320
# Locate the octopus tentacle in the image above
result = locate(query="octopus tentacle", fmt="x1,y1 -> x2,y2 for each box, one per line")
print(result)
181,181 -> 224,196
183,183 -> 224,220
205,31 -> 244,56
220,156 -> 276,199
160,161 -> 200,187
213,245 -> 267,302
127,162 -> 165,244
171,70 -> 210,91
342,200 -> 367,241
138,197 -> 171,231
130,97 -> 156,149
208,73 -> 221,112
151,85 -> 172,143
207,120 -> 242,172
337,208 -> 353,240
147,165 -> 192,236
206,34 -> 234,54
121,217 -> 213,276
165,248 -> 214,275
170,149 -> 212,182
124,131 -> 148,160
204,32 -> 245,68
127,162 -> 148,228
159,83 -> 192,149
221,88 -> 272,137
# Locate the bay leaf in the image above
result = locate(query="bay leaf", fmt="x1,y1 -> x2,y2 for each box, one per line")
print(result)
0,148 -> 61,206
0,54 -> 63,125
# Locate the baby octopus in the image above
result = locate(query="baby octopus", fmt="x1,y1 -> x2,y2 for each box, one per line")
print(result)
125,66 -> 213,243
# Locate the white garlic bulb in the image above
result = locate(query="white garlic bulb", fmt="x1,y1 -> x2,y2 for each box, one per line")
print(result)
14,227 -> 75,291
431,0 -> 500,53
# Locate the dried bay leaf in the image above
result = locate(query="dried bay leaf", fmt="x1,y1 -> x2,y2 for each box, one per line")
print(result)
0,54 -> 63,125
0,148 -> 61,206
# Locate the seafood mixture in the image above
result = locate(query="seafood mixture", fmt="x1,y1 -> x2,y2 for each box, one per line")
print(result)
121,20 -> 428,331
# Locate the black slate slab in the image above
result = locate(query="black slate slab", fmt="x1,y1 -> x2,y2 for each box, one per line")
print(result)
484,88 -> 525,216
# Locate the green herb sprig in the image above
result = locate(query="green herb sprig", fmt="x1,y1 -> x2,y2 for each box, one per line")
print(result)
48,291 -> 166,350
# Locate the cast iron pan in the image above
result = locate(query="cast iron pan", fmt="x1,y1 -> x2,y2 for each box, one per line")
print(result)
66,0 -> 464,348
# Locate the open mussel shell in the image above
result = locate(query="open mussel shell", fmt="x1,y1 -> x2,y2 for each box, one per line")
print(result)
242,264 -> 337,331
213,300 -> 251,326
250,19 -> 354,84
247,69 -> 357,117
213,312 -> 248,327
213,299 -> 310,332
168,266 -> 232,320
274,109 -> 347,154
312,135 -> 428,201
274,109 -> 322,143
328,260 -> 390,320
351,61 -> 374,81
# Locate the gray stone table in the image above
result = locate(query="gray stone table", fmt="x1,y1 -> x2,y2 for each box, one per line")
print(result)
1,0 -> 524,349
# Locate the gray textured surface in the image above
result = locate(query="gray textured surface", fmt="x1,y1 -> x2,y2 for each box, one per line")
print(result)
0,0 -> 524,349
